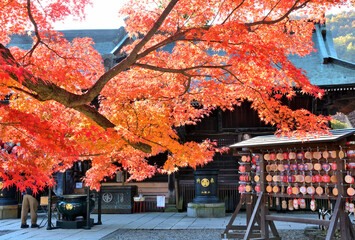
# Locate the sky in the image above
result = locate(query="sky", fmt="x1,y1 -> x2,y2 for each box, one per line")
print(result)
53,0 -> 354,30
53,0 -> 128,30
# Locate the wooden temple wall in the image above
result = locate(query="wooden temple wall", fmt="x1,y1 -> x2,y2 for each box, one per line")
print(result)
176,97 -> 315,213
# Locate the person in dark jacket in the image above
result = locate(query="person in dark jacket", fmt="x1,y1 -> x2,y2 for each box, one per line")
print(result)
21,188 -> 40,228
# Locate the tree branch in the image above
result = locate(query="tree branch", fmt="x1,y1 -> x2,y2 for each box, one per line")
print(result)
179,38 -> 244,46
179,76 -> 192,97
7,85 -> 39,99
0,44 -> 152,153
222,67 -> 281,121
222,0 -> 246,24
5,0 -> 311,111
79,0 -> 180,106
1,44 -> 92,107
245,0 -> 311,27
262,0 -> 283,22
72,104 -> 115,129
211,0 -> 226,25
0,122 -> 21,126
23,0 -> 41,59
134,63 -> 231,73
0,0 -> 318,155
21,0 -> 76,62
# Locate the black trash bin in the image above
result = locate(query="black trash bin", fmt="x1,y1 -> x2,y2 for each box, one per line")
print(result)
0,179 -> 17,206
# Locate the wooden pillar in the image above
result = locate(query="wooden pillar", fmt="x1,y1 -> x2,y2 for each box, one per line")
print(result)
336,148 -> 349,239
260,193 -> 269,239
243,192 -> 263,240
62,171 -> 66,195
168,173 -> 176,205
246,193 -> 252,223
96,187 -> 102,225
217,109 -> 223,132
164,173 -> 178,212
84,188 -> 91,230
47,188 -> 53,230
259,152 -> 269,239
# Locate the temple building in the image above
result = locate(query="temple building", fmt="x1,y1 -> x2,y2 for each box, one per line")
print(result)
3,23 -> 355,214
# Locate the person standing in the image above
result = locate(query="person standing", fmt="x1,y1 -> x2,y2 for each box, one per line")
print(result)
21,188 -> 40,228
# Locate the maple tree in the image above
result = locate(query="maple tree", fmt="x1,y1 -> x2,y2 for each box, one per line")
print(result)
0,0 -> 352,191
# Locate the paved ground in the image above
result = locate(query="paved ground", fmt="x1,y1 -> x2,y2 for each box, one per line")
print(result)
0,211 -> 331,240
101,229 -> 312,240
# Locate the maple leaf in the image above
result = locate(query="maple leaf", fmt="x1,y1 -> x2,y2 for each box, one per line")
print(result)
0,0 -> 351,190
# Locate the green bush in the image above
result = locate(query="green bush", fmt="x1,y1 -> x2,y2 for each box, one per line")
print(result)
331,119 -> 347,129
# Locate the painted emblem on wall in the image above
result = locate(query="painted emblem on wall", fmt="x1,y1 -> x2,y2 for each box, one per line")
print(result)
102,192 -> 114,203
119,193 -> 125,203
65,203 -> 73,210
201,178 -> 210,187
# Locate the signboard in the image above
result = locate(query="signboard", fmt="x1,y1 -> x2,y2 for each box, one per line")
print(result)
157,195 -> 165,208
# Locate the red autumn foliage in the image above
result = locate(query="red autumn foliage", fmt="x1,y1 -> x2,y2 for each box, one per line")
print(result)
1,0 -> 351,190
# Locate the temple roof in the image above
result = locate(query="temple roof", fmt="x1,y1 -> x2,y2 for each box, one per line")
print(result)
6,24 -> 355,88
288,24 -> 355,88
7,28 -> 125,55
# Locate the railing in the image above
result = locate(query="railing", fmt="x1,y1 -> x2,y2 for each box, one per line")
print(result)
144,198 -> 165,212
178,181 -> 195,210
218,183 -> 240,211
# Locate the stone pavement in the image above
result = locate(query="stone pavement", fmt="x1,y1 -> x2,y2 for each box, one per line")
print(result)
0,211 -> 326,240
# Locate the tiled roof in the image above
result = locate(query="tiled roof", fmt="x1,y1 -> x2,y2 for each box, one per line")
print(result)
288,25 -> 355,87
7,29 -> 125,55
6,24 -> 355,87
